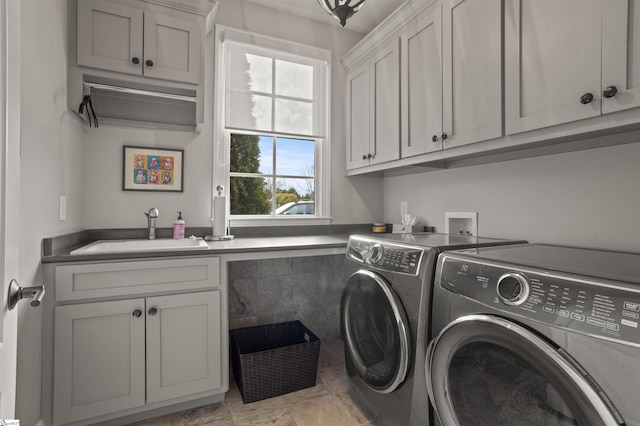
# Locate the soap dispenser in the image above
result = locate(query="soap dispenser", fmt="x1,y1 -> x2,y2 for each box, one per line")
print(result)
173,211 -> 185,239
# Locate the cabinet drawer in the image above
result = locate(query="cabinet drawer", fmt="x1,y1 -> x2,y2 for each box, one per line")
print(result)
55,257 -> 220,301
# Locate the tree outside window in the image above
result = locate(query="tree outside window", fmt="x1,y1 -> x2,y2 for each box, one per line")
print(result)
230,133 -> 316,216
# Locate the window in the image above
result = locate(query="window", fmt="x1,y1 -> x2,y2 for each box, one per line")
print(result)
214,26 -> 331,223
230,134 -> 316,215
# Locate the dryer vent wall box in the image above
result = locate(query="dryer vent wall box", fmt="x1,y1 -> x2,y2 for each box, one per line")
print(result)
445,212 -> 477,236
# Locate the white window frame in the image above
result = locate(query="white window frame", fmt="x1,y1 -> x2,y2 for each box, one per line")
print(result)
213,25 -> 332,227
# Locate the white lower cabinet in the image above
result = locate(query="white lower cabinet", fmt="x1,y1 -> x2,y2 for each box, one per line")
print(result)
146,291 -> 221,404
54,299 -> 147,425
49,257 -> 225,426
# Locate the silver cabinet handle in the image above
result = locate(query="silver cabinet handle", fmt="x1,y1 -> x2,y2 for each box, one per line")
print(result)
8,279 -> 45,310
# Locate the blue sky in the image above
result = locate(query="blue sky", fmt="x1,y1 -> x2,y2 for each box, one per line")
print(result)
258,136 -> 315,176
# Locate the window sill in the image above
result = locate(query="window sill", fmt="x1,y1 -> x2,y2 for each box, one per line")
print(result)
229,216 -> 333,227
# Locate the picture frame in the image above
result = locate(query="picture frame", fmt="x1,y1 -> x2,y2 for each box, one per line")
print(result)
122,145 -> 184,192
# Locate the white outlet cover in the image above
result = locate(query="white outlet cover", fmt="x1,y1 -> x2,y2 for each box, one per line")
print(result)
445,212 -> 477,236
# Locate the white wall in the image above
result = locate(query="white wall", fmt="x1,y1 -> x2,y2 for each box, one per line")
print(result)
80,0 -> 384,229
384,141 -> 640,252
17,0 -> 84,424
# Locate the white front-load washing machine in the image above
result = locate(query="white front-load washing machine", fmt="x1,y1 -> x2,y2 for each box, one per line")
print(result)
426,243 -> 640,425
341,233 -> 525,426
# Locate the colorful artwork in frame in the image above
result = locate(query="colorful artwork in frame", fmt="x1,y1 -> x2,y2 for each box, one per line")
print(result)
122,146 -> 184,192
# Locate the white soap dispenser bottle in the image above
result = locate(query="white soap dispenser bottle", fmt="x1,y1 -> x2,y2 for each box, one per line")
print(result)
173,211 -> 185,239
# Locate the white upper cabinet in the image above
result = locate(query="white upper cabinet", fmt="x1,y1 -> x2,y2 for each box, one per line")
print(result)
77,0 -> 201,84
345,37 -> 400,170
346,62 -> 371,169
401,0 -> 502,158
442,0 -> 502,149
505,0 -> 640,134
401,5 -> 443,157
601,0 -> 640,114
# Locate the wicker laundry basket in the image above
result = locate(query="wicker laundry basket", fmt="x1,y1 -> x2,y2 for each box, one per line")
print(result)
230,320 -> 321,403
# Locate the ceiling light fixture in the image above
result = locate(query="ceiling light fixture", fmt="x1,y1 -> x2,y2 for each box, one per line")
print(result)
317,0 -> 366,28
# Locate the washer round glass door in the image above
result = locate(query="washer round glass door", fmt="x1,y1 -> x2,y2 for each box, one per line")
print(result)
341,269 -> 410,394
426,314 -> 623,426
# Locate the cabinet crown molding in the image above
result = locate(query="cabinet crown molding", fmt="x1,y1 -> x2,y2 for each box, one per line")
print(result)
341,0 -> 434,70
139,0 -> 217,17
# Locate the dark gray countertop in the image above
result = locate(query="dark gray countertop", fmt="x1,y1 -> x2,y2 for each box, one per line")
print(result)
41,224 -> 374,263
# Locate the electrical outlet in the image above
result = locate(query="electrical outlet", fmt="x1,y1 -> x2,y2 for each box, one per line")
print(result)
445,212 -> 477,236
59,195 -> 67,221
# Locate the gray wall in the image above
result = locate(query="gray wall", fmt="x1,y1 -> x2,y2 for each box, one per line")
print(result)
228,255 -> 345,340
80,0 -> 384,230
17,1 -> 84,425
383,140 -> 640,253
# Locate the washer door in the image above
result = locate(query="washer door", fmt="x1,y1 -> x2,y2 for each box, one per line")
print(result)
426,314 -> 623,426
341,269 -> 410,394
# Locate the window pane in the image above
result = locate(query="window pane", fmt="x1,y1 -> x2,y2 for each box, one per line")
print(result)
230,134 -> 271,174
274,99 -> 313,135
276,60 -> 313,99
230,176 -> 272,215
275,138 -> 315,176
228,92 -> 272,131
275,178 -> 315,215
229,51 -> 272,94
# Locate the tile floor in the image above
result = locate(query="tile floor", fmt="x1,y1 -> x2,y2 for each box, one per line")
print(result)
129,339 -> 370,426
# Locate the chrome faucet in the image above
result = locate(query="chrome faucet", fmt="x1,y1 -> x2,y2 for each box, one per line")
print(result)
144,208 -> 159,240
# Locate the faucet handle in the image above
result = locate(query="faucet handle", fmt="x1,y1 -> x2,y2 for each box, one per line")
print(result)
145,208 -> 159,218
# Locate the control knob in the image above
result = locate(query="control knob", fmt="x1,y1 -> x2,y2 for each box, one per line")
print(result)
496,273 -> 529,306
369,244 -> 384,264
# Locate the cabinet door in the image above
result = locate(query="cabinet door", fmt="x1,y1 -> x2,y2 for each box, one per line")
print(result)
602,0 -> 640,114
346,61 -> 371,170
77,0 -> 143,75
443,0 -> 502,149
146,291 -> 222,403
505,0 -> 602,135
54,299 -> 146,425
401,5 -> 443,158
370,38 -> 401,165
143,12 -> 201,84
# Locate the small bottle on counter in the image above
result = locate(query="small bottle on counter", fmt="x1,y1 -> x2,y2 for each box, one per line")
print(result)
173,211 -> 185,239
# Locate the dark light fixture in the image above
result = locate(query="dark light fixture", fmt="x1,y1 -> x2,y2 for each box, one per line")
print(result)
317,0 -> 366,27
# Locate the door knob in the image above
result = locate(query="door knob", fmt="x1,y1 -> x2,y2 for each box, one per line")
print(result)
8,279 -> 45,310
602,86 -> 618,98
580,93 -> 594,104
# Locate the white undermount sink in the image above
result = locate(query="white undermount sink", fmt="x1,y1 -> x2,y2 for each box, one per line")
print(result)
70,238 -> 210,255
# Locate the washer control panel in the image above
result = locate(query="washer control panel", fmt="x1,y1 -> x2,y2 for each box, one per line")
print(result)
437,255 -> 640,346
348,237 -> 424,276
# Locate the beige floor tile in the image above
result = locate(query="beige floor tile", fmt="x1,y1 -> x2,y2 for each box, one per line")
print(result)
335,392 -> 372,425
126,339 -> 369,426
169,403 -> 233,426
287,394 -> 360,426
232,408 -> 297,426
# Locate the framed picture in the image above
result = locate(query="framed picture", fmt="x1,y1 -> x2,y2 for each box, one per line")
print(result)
123,145 -> 184,192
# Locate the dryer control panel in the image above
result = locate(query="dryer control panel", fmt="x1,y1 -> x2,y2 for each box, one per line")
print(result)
437,255 -> 640,347
347,237 -> 424,276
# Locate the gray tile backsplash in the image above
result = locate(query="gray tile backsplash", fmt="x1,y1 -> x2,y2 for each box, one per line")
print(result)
228,254 -> 345,340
